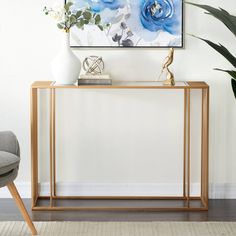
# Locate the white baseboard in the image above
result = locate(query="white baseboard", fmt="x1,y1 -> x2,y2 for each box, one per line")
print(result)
0,182 -> 31,198
209,183 -> 236,199
0,182 -> 236,199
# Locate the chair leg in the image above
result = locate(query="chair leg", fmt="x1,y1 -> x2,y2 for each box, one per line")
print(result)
7,182 -> 38,235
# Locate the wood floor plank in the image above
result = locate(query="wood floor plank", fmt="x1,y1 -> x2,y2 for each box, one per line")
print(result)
0,199 -> 235,221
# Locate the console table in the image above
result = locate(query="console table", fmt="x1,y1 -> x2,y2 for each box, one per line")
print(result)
31,81 -> 209,211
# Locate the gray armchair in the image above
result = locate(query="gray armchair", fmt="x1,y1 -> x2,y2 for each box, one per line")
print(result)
0,131 -> 37,235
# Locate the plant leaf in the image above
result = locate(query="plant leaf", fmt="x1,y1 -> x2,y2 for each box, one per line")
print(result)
232,79 -> 236,99
70,15 -> 77,24
76,10 -> 82,18
97,25 -> 104,31
192,35 -> 236,68
215,68 -> 236,98
83,11 -> 92,21
186,2 -> 236,37
95,15 -> 101,25
57,23 -> 64,30
214,68 -> 236,82
83,19 -> 89,25
64,2 -> 73,12
76,19 -> 84,29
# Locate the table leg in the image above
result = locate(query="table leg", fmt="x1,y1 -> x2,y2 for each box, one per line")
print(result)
50,88 -> 56,206
183,89 -> 187,198
186,89 -> 191,208
31,87 -> 38,208
201,87 -> 209,208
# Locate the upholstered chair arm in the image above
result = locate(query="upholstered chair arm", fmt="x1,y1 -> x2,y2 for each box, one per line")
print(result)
0,131 -> 20,157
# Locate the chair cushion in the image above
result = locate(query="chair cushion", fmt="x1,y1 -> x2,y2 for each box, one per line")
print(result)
0,168 -> 18,188
0,131 -> 20,156
0,151 -> 20,175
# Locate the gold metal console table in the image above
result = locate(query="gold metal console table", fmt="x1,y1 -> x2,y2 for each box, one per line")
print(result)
31,81 -> 209,211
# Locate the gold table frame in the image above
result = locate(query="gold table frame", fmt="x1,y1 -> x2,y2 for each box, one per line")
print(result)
31,81 -> 209,211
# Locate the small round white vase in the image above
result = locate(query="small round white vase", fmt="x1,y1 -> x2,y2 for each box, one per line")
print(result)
51,32 -> 81,85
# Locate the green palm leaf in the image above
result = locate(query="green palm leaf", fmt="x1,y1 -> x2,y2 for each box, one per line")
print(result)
214,69 -> 236,82
232,80 -> 236,99
214,69 -> 236,98
192,35 -> 236,68
187,2 -> 236,99
186,2 -> 236,37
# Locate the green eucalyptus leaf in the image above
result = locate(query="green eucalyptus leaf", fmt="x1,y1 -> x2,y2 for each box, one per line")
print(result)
83,11 -> 92,21
95,15 -> 101,25
70,15 -> 77,24
76,19 -> 84,29
97,25 -> 104,31
186,2 -> 236,37
76,10 -> 82,18
57,23 -> 64,29
64,2 -> 73,12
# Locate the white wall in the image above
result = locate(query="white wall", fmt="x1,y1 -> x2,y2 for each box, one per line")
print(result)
0,0 -> 236,198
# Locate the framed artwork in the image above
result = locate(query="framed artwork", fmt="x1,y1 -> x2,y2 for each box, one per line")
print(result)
68,0 -> 183,48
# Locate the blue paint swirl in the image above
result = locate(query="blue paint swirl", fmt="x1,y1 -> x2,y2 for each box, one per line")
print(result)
140,0 -> 181,35
87,0 -> 126,12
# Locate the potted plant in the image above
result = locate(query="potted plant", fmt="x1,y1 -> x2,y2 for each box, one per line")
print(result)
44,2 -> 105,85
187,2 -> 236,99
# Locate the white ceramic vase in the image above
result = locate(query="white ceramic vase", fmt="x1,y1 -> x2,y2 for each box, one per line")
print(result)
51,32 -> 81,85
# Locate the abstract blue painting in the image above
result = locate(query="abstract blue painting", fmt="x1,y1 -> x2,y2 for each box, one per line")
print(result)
69,0 -> 183,47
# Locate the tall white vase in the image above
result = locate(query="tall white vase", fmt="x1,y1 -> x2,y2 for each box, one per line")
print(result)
51,32 -> 81,85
